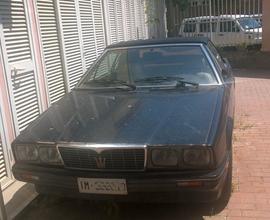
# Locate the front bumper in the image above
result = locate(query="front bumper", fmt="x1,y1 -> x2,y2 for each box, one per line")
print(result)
12,158 -> 229,203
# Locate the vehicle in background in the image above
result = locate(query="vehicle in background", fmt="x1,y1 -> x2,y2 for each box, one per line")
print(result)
251,14 -> 262,25
179,15 -> 262,47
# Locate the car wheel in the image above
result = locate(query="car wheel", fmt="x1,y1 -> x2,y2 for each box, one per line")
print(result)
210,152 -> 232,215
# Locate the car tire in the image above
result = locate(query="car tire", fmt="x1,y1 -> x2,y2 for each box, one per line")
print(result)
210,151 -> 232,215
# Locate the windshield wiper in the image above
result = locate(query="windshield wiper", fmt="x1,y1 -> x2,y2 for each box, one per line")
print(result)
84,79 -> 136,90
135,76 -> 199,87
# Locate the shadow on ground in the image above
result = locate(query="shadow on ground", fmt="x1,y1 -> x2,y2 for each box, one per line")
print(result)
14,195 -> 217,220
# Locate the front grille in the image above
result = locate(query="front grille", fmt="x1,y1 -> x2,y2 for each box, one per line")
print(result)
58,147 -> 145,171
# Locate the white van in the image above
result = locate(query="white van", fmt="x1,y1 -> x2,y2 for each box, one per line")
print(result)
251,14 -> 262,25
179,15 -> 262,47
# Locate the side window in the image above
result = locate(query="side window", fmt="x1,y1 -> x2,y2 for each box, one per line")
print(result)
220,20 -> 240,32
184,21 -> 196,33
200,20 -> 217,32
211,22 -> 217,32
200,22 -> 210,32
93,50 -> 129,82
94,52 -> 119,79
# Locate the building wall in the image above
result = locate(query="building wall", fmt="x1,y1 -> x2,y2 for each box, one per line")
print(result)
0,0 -> 150,185
262,0 -> 270,52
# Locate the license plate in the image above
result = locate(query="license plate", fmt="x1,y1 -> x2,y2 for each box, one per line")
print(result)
77,178 -> 128,195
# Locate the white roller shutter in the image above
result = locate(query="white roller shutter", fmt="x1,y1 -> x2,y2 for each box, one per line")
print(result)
104,0 -> 125,44
104,0 -> 148,44
124,0 -> 137,40
0,0 -> 41,132
58,0 -> 106,89
79,0 -> 97,68
91,0 -> 106,56
58,0 -> 84,89
135,0 -> 148,39
115,0 -> 125,42
79,0 -> 106,69
36,0 -> 66,104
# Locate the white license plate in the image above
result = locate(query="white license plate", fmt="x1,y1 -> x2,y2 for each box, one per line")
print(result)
77,178 -> 128,195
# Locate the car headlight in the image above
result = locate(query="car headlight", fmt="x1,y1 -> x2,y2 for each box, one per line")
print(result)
13,144 -> 62,165
39,146 -> 62,164
151,148 -> 178,167
15,145 -> 39,161
150,147 -> 213,169
183,148 -> 211,167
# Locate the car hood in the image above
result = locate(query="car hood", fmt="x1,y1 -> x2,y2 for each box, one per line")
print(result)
16,86 -> 224,146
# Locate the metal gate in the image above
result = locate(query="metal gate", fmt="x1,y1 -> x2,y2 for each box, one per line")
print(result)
167,0 -> 262,47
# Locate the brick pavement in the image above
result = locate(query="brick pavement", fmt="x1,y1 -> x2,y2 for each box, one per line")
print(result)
205,69 -> 270,220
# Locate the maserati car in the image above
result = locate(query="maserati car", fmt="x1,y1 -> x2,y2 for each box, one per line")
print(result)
12,37 -> 234,212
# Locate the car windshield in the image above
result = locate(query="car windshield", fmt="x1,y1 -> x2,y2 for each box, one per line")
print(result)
78,45 -> 217,89
237,17 -> 261,29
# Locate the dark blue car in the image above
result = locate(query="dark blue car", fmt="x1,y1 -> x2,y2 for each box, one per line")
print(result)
12,37 -> 234,212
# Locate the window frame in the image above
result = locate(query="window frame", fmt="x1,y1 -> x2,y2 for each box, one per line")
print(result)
199,19 -> 218,33
219,19 -> 241,33
206,41 -> 233,81
183,20 -> 197,33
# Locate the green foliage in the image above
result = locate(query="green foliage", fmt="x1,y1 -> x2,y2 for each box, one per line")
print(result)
172,0 -> 189,11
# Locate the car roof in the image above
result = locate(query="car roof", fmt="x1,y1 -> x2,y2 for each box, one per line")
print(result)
106,37 -> 210,49
219,14 -> 257,19
183,16 -> 219,21
183,14 -> 258,21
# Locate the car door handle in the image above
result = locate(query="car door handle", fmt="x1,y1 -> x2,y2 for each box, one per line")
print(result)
218,33 -> 224,36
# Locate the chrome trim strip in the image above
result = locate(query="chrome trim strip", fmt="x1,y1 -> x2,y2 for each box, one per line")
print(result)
56,143 -> 147,172
105,43 -> 204,50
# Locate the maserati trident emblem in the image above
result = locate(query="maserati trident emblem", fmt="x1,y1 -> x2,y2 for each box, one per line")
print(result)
94,156 -> 106,169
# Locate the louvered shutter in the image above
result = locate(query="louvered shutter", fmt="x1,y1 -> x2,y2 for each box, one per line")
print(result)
58,0 -> 84,89
135,0 -> 148,39
91,0 -> 106,55
115,0 -> 125,42
104,0 -> 125,44
0,0 -> 41,132
107,0 -> 118,43
124,0 -> 137,40
36,0 -> 66,104
79,0 -> 106,69
79,0 -> 97,68
0,141 -> 7,181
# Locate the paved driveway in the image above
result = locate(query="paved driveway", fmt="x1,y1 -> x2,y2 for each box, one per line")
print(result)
15,69 -> 270,220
